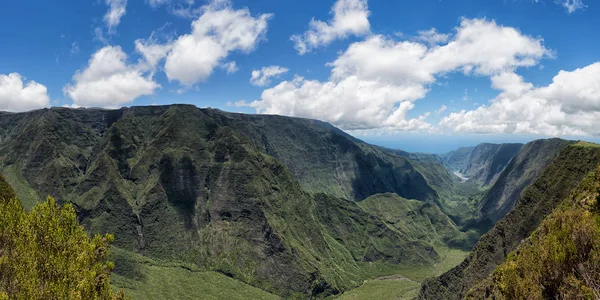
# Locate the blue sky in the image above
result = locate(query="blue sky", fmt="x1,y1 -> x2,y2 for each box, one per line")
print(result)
0,0 -> 598,153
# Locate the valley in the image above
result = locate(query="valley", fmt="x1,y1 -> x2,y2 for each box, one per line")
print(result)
1,105 -> 598,299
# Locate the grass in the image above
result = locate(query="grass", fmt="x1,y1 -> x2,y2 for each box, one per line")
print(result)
110,247 -> 278,300
335,245 -> 469,300
433,247 -> 470,276
1,165 -> 41,210
336,279 -> 420,300
573,141 -> 600,148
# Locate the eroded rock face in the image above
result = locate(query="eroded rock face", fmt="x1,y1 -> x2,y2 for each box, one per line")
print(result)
442,143 -> 524,186
0,105 -> 442,297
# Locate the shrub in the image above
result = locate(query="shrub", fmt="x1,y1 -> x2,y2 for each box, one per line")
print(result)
0,179 -> 126,299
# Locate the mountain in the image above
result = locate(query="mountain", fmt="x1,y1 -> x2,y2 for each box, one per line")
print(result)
417,142 -> 600,299
467,160 -> 600,298
442,146 -> 474,173
477,138 -> 571,223
442,143 -> 523,185
203,110 -> 440,202
382,149 -> 457,193
357,193 -> 478,251
0,105 -> 471,298
202,110 -> 488,225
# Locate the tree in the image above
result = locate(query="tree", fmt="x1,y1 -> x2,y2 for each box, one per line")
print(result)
0,175 -> 126,300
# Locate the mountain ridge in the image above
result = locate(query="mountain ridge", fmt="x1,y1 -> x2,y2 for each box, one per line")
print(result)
0,105 -> 469,298
417,142 -> 600,299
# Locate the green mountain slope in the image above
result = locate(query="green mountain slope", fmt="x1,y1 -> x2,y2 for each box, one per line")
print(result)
417,142 -> 600,300
203,110 -> 439,202
478,138 -> 571,223
203,110 -> 494,227
357,193 -> 477,251
467,162 -> 600,299
0,105 -> 461,298
109,247 -> 279,300
382,149 -> 457,193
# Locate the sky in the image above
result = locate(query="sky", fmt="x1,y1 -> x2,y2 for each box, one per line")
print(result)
0,0 -> 599,153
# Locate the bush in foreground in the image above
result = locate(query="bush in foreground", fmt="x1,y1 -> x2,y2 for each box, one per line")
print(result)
0,176 -> 125,299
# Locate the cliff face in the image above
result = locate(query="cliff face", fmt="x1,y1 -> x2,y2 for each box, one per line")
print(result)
204,110 -> 439,202
478,138 -> 571,223
0,105 -> 458,297
417,143 -> 600,300
443,143 -> 523,186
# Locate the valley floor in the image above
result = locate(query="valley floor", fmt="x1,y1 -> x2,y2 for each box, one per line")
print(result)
110,248 -> 278,300
110,245 -> 469,300
337,247 -> 469,300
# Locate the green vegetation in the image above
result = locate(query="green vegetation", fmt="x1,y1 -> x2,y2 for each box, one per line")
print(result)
358,193 -> 478,250
0,173 -> 16,201
336,246 -> 468,300
573,140 -> 600,148
418,143 -> 600,300
207,110 -> 439,202
0,178 -> 124,299
478,138 -> 572,224
468,167 -> 600,299
3,105 -> 587,299
337,278 -> 421,300
1,165 -> 42,209
0,106 -> 462,297
110,247 -> 278,300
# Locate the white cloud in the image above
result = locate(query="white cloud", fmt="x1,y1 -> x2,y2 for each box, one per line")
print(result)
63,46 -> 159,108
244,75 -> 431,131
291,0 -> 370,55
559,0 -> 586,13
135,38 -> 172,72
416,28 -> 450,46
163,0 -> 272,85
329,18 -> 549,84
440,62 -> 600,136
221,61 -> 238,74
435,105 -> 448,116
424,18 -> 550,76
243,18 -> 550,132
250,65 -> 289,86
0,73 -> 50,112
104,0 -> 127,33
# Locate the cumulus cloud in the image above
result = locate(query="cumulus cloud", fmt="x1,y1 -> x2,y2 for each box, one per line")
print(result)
63,46 -> 159,108
104,0 -> 127,33
0,73 -> 50,112
242,18 -> 550,132
163,0 -> 272,85
250,66 -> 289,86
135,38 -> 172,72
440,62 -> 600,136
245,75 -> 431,131
291,0 -> 370,55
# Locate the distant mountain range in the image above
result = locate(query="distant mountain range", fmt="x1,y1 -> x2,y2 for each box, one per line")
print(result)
1,105 -> 597,299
